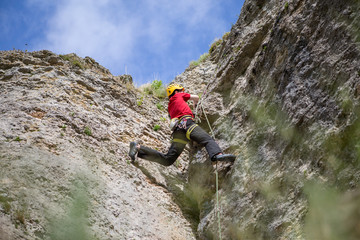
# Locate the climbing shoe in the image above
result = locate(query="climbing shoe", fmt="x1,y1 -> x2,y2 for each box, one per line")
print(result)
211,154 -> 236,162
129,142 -> 138,161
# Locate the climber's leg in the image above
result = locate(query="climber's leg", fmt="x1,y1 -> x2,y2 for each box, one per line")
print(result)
137,142 -> 185,166
187,120 -> 236,162
187,122 -> 222,159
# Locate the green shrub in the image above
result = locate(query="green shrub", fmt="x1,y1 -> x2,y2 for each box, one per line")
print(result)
222,32 -> 230,41
284,2 -> 289,10
72,60 -> 84,69
153,125 -> 161,131
156,102 -> 164,110
154,88 -> 167,99
189,60 -> 200,68
84,126 -> 92,136
189,53 -> 209,68
14,137 -> 22,142
151,80 -> 162,90
15,209 -> 27,224
139,80 -> 167,99
137,96 -> 144,106
152,80 -> 167,99
199,53 -> 209,62
140,83 -> 153,95
0,195 -> 11,213
59,54 -> 84,69
59,54 -> 71,61
209,38 -> 222,54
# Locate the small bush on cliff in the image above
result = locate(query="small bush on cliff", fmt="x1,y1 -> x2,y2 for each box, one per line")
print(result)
60,54 -> 85,69
156,102 -> 164,110
209,38 -> 222,54
139,83 -> 152,95
139,79 -> 167,99
14,136 -> 22,142
0,195 -> 11,213
189,53 -> 209,68
222,31 -> 230,41
59,54 -> 71,61
84,126 -> 92,136
151,79 -> 162,90
72,60 -> 84,69
153,124 -> 161,131
15,208 -> 28,224
284,2 -> 289,10
137,96 -> 143,106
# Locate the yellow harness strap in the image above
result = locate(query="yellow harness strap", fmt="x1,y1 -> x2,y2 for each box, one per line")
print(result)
171,115 -> 197,144
172,138 -> 188,145
179,115 -> 193,121
186,124 -> 198,140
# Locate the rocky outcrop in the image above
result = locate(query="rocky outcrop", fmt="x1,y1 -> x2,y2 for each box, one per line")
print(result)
177,0 -> 360,239
0,50 -> 195,239
1,0 -> 360,239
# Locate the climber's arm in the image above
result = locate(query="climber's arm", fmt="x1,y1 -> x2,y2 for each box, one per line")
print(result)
189,94 -> 199,109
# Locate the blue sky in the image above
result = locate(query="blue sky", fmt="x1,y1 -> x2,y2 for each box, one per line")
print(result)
0,0 -> 244,85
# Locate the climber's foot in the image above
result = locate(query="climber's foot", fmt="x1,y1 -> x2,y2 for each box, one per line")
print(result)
211,153 -> 236,162
129,142 -> 138,161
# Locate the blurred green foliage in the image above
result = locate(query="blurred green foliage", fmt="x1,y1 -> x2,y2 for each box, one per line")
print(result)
47,177 -> 96,240
212,89 -> 360,239
305,182 -> 360,240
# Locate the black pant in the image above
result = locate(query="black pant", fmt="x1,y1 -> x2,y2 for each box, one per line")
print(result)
137,118 -> 222,166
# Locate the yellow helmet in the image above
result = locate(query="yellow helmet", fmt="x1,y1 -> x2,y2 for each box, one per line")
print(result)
166,84 -> 184,97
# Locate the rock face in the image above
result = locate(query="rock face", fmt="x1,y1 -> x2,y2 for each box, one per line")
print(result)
1,0 -> 360,239
0,50 -> 195,240
176,0 -> 360,239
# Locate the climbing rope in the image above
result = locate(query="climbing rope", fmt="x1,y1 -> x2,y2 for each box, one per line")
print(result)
194,68 -> 223,239
215,161 -> 222,240
197,99 -> 222,240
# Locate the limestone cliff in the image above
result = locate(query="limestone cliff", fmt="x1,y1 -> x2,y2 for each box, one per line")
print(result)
1,0 -> 360,239
176,0 -> 360,239
0,50 -> 195,239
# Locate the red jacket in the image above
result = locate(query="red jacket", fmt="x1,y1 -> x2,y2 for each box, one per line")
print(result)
168,92 -> 194,119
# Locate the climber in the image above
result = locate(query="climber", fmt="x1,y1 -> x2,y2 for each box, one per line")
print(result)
128,83 -> 236,166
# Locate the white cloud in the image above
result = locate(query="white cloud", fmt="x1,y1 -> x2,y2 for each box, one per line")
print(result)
39,0 -> 137,63
33,0 -> 235,82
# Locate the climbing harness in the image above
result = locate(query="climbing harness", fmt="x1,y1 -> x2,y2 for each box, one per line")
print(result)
178,117 -> 188,130
171,115 -> 198,145
186,123 -> 198,140
171,138 -> 188,145
170,115 -> 192,130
